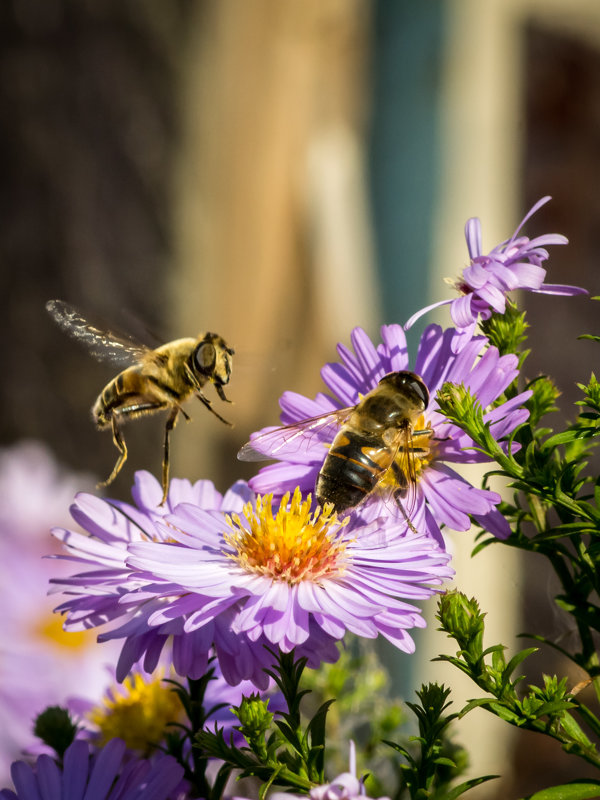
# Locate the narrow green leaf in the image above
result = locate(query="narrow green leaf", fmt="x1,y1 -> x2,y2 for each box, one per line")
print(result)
433,756 -> 457,768
441,774 -> 499,800
544,429 -> 597,447
578,334 -> 600,342
523,779 -> 600,800
529,699 -> 577,718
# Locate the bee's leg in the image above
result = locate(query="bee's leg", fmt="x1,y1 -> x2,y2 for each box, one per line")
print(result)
98,413 -> 128,488
397,444 -> 430,458
390,462 -> 419,535
182,363 -> 233,424
412,427 -> 433,438
195,391 -> 233,427
215,384 -> 233,404
161,407 -> 180,505
392,491 -> 419,535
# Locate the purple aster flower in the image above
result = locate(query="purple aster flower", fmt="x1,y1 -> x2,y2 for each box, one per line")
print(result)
0,738 -> 184,800
123,486 -> 452,682
405,196 -> 587,339
52,470 -> 451,688
245,324 -> 531,541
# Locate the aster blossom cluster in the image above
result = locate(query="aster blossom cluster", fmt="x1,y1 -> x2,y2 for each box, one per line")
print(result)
3,196 -> 597,800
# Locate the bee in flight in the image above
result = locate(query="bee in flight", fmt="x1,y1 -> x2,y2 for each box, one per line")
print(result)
238,371 -> 432,532
46,299 -> 234,504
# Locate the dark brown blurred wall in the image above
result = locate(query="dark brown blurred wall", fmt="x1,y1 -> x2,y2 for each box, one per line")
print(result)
0,1 -> 191,484
500,21 -> 600,800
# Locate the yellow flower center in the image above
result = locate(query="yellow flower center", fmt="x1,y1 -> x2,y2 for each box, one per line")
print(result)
87,671 -> 183,754
224,488 -> 349,585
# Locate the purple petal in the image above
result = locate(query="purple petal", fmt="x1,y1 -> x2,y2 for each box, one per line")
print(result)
421,465 -> 499,531
249,462 -> 317,497
450,294 -> 478,328
404,298 -> 452,330
462,261 -> 491,289
320,362 -> 362,406
379,324 -> 410,371
472,506 -> 511,539
508,195 -> 551,243
63,740 -> 90,799
449,321 -> 478,353
279,391 -> 334,424
535,282 -> 589,296
465,217 -> 483,258
350,328 -> 386,384
85,737 -> 126,798
474,283 -> 507,313
504,261 -> 546,290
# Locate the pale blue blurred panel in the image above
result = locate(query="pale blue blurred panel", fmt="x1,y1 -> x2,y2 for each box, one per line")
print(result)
367,0 -> 446,697
368,0 -> 445,352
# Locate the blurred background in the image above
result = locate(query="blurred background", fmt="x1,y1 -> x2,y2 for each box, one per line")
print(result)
1,0 -> 600,796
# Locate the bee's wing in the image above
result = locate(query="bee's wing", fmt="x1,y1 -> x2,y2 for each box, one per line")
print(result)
385,426 -> 424,527
46,300 -> 150,367
238,408 -> 353,463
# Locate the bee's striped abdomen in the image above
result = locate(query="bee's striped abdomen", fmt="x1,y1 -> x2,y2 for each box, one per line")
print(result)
316,430 -> 390,512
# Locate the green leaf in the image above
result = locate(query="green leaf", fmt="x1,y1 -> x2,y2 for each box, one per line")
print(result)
529,699 -> 577,718
433,756 -> 457,768
544,429 -> 598,447
522,780 -> 600,800
440,774 -> 499,799
578,334 -> 600,342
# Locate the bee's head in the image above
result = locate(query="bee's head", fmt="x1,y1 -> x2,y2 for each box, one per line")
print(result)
379,371 -> 429,410
193,333 -> 235,386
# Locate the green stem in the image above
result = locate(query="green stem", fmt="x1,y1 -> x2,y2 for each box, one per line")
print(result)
186,678 -> 213,800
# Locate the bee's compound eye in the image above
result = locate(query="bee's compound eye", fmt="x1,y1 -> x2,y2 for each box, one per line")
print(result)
195,341 -> 216,375
406,376 -> 429,407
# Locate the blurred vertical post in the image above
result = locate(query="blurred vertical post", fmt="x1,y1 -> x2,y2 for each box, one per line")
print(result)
169,0 -> 380,489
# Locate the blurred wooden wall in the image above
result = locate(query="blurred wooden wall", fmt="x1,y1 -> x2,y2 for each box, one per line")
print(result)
169,0 -> 380,489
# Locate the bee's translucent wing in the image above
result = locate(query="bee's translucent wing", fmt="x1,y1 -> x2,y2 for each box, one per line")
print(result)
238,408 -> 353,463
46,300 -> 150,366
384,426 -> 427,531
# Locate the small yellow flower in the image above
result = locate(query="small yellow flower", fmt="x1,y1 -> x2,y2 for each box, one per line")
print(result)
88,671 -> 183,755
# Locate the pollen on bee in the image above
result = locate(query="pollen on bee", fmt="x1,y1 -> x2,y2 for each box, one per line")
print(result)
384,414 -> 435,490
223,487 -> 349,584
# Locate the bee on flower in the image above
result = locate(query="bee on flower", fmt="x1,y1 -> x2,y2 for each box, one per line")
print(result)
243,323 -> 531,544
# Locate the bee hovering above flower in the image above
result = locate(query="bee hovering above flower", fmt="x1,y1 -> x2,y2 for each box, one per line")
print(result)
46,299 -> 235,503
238,370 -> 432,532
